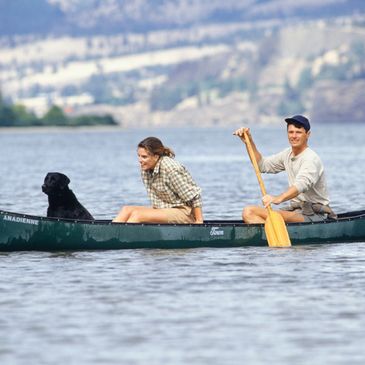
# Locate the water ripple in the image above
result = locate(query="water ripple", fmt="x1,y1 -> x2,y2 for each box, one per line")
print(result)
1,126 -> 365,365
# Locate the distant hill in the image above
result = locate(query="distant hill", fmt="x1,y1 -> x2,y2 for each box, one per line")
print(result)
1,0 -> 365,36
1,0 -> 365,127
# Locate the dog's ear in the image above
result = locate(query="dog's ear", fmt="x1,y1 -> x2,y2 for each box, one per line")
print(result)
58,173 -> 71,189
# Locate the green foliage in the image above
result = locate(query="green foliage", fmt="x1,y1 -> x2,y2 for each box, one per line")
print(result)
41,105 -> 68,125
40,105 -> 117,126
0,96 -> 117,127
69,115 -> 117,126
11,104 -> 39,126
0,104 -> 17,126
0,93 -> 18,126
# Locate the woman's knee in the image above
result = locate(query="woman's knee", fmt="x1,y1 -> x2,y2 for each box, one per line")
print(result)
113,205 -> 137,222
120,205 -> 135,214
128,210 -> 144,223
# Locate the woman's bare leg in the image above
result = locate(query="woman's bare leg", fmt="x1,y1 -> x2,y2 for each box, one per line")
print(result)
112,206 -> 145,222
127,207 -> 169,223
113,206 -> 169,223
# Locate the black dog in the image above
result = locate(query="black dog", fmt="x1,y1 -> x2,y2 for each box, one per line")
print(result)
42,172 -> 94,220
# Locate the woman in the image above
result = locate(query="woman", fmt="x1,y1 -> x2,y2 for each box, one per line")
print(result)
113,137 -> 203,224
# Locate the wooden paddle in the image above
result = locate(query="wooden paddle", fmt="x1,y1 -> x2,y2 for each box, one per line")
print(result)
243,131 -> 291,247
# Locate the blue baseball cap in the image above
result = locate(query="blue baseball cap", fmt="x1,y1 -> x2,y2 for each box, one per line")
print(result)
285,115 -> 310,131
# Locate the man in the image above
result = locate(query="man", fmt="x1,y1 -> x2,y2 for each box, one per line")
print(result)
234,115 -> 335,224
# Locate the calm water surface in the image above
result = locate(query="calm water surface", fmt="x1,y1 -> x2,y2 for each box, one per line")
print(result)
1,125 -> 365,365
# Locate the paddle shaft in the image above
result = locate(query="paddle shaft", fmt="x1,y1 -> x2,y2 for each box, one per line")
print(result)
243,131 -> 291,247
243,131 -> 269,205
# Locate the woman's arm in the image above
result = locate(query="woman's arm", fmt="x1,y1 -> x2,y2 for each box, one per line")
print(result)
192,206 -> 203,224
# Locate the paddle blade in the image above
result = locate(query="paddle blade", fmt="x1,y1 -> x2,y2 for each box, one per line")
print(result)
264,211 -> 291,247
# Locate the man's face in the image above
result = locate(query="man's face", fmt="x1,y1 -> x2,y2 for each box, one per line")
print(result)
287,124 -> 310,149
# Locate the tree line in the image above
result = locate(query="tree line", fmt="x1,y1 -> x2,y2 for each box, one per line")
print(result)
0,94 -> 117,127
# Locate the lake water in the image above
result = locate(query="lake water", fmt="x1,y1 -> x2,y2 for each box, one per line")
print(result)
1,125 -> 365,365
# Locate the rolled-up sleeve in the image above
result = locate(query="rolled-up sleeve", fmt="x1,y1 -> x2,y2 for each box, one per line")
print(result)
168,169 -> 202,207
258,150 -> 286,174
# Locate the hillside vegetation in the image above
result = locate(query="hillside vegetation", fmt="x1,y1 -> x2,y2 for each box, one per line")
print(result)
0,94 -> 116,127
0,0 -> 364,127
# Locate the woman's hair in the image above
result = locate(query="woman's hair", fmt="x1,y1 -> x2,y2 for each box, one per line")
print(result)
138,137 -> 175,158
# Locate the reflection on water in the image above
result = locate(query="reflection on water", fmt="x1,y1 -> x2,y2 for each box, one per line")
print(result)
1,125 -> 365,365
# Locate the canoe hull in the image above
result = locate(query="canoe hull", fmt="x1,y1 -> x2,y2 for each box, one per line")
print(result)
1,210 -> 365,251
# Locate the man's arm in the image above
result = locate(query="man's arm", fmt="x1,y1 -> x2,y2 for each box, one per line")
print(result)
233,127 -> 262,165
262,186 -> 299,207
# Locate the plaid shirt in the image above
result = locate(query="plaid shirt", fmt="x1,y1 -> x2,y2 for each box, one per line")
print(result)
141,156 -> 202,209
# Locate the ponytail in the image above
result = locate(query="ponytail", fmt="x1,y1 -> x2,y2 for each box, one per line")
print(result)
162,146 -> 175,158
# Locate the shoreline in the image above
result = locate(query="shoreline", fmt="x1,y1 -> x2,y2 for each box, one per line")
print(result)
0,121 -> 361,134
0,124 -> 260,134
0,124 -> 243,134
0,125 -> 128,134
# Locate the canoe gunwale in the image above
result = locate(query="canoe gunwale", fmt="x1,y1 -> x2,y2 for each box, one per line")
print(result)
1,209 -> 365,227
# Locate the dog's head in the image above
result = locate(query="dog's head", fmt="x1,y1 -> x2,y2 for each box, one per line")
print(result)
42,172 -> 71,196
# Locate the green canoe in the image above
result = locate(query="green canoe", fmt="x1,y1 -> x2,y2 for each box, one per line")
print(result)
1,209 -> 365,251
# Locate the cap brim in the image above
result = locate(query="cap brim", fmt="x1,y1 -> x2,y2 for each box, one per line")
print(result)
284,118 -> 310,130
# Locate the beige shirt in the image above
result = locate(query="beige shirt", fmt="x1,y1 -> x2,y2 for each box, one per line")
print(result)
258,147 -> 330,206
